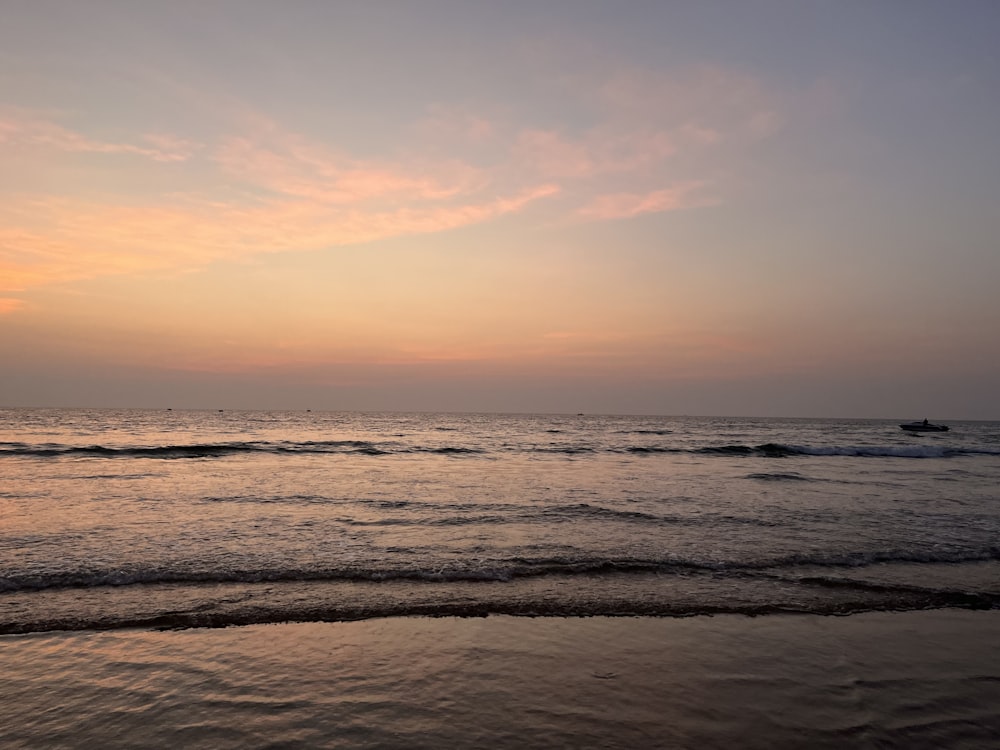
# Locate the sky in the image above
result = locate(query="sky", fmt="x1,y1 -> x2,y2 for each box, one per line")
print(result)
2,1 -> 999,418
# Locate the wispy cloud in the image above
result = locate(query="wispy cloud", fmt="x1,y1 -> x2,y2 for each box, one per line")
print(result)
414,105 -> 499,145
213,128 -> 486,204
0,60 -> 783,297
0,111 -> 199,162
0,184 -> 559,293
592,65 -> 784,139
0,298 -> 25,315
578,182 -> 716,220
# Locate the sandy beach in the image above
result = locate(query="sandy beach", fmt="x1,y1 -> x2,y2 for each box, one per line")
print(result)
2,610 -> 998,749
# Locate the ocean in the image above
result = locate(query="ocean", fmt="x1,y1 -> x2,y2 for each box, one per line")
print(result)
2,409 -> 999,747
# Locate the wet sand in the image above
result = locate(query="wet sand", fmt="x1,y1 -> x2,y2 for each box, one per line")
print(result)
2,610 -> 999,749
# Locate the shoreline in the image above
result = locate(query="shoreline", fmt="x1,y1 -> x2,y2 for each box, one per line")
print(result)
3,610 -> 999,748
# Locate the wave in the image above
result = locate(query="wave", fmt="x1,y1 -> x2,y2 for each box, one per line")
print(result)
694,443 -> 1000,458
625,446 -> 680,454
747,472 -> 816,482
0,440 -> 376,459
193,498 -> 783,529
533,445 -> 596,455
539,503 -> 781,527
7,594 -> 1000,635
5,548 -> 999,595
4,562 -> 999,635
543,503 -> 661,521
614,442 -> 1000,459
759,547 -> 1000,570
3,440 -> 997,460
0,562 -> 623,593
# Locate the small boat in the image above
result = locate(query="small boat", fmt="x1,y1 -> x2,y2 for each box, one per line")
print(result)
900,420 -> 949,432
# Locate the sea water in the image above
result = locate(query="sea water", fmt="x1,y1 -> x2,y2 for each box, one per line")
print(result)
2,409 -> 998,632
3,409 -> 1000,748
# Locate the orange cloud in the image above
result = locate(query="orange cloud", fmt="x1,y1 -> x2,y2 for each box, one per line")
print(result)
0,298 -> 24,314
0,110 -> 566,295
0,184 -> 558,293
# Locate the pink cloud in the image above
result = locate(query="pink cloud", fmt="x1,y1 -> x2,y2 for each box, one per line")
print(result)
513,127 -> 679,180
677,123 -> 722,145
213,131 -> 485,204
141,133 -> 201,161
0,59 -> 787,299
0,113 -> 198,162
577,182 -> 715,221
515,130 -> 598,178
596,66 -> 776,123
501,67 -> 779,186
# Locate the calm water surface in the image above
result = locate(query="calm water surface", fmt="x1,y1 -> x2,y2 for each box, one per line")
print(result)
3,613 -> 1000,749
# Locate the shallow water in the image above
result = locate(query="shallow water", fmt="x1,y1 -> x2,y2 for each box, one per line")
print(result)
2,613 -> 999,749
2,410 -> 999,632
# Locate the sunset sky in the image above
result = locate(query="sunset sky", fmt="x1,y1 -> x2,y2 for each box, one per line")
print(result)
2,1 -> 999,417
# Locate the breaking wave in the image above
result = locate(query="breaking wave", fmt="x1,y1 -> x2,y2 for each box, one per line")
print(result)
746,472 -> 816,482
3,560 -> 999,634
3,440 -> 995,460
5,547 -> 999,595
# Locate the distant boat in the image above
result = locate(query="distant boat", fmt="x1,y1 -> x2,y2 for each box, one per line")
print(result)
900,420 -> 949,433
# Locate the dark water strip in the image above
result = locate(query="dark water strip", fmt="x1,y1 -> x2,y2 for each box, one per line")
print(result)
2,440 -> 997,459
2,581 -> 998,635
5,549 -> 1000,593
